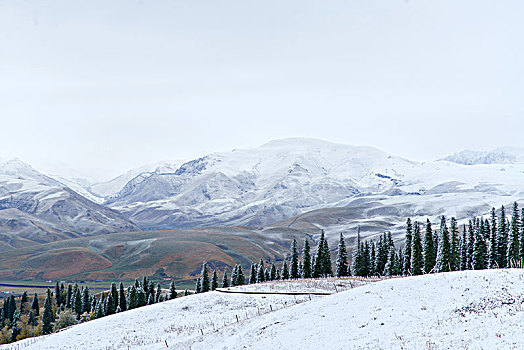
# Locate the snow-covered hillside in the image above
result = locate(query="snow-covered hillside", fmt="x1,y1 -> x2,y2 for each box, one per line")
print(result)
13,269 -> 524,349
0,158 -> 139,248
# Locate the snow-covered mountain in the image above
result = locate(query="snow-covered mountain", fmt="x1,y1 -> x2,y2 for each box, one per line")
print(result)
99,139 -> 524,234
441,146 -> 524,165
0,158 -> 139,249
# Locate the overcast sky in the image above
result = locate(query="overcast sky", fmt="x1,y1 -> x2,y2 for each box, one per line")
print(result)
1,0 -> 523,181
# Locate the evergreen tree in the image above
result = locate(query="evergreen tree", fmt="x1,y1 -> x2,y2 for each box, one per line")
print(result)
335,233 -> 349,277
31,293 -> 39,316
498,205 -> 508,268
195,277 -> 202,294
236,265 -> 245,285
96,299 -> 104,318
508,202 -> 520,267
403,218 -> 413,275
147,294 -> 154,305
66,284 -> 73,309
383,246 -> 397,276
82,287 -> 91,314
264,268 -> 270,281
20,291 -> 28,313
450,217 -> 460,271
473,223 -> 488,270
222,271 -> 230,288
42,293 -> 54,335
435,216 -> 451,272
369,241 -> 376,276
351,230 -> 362,277
106,293 -> 115,315
290,238 -> 300,279
270,263 -> 277,280
74,285 -> 82,316
281,261 -> 289,280
489,213 -> 498,269
119,282 -> 127,311
156,284 -> 162,303
169,280 -> 177,299
55,281 -> 61,308
200,262 -> 211,292
257,260 -> 266,283
11,311 -> 20,342
411,221 -> 423,275
362,241 -> 370,277
137,287 -> 146,307
459,227 -> 468,270
423,219 -> 435,273
211,270 -> 218,291
231,265 -> 238,286
467,221 -> 475,269
128,286 -> 138,309
249,264 -> 257,284
302,239 -> 312,278
313,230 -> 332,277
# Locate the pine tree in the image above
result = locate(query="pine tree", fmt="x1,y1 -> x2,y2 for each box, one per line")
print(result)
147,294 -> 154,305
383,246 -> 397,276
257,260 -> 266,283
467,221 -> 475,269
450,217 -> 459,271
264,268 -> 270,281
20,291 -> 28,313
156,284 -> 162,303
403,218 -> 413,275
335,233 -> 349,277
128,286 -> 138,309
42,293 -> 54,335
200,262 -> 211,292
302,239 -> 312,278
270,263 -> 277,280
82,287 -> 91,314
169,280 -> 177,299
249,263 -> 257,284
222,271 -> 230,288
74,285 -> 82,316
281,261 -> 290,280
31,293 -> 39,316
66,284 -> 73,309
411,221 -> 423,275
459,226 -> 467,270
473,223 -> 488,270
498,205 -> 508,268
119,282 -> 127,311
368,241 -> 375,276
435,216 -> 451,272
237,265 -> 245,285
55,281 -> 61,308
290,238 -> 300,279
351,230 -> 362,277
195,277 -> 202,293
362,241 -> 370,277
508,202 -> 520,267
231,265 -> 238,286
423,219 -> 435,273
210,270 -> 218,291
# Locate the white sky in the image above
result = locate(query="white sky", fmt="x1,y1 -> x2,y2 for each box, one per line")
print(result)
1,0 -> 523,181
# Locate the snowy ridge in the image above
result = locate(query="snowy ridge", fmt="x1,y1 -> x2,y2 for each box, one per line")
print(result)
12,269 -> 524,349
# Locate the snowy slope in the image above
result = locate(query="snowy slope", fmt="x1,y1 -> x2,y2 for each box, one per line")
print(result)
13,269 -> 524,349
0,158 -> 139,247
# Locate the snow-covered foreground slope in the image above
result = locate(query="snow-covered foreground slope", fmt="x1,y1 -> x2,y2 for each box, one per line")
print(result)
13,269 -> 524,350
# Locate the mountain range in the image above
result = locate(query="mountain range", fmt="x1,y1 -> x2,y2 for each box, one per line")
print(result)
2,138 -> 524,253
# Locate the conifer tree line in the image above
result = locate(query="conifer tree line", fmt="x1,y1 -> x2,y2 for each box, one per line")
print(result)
351,203 -> 524,276
0,277 -> 180,344
195,203 -> 524,292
